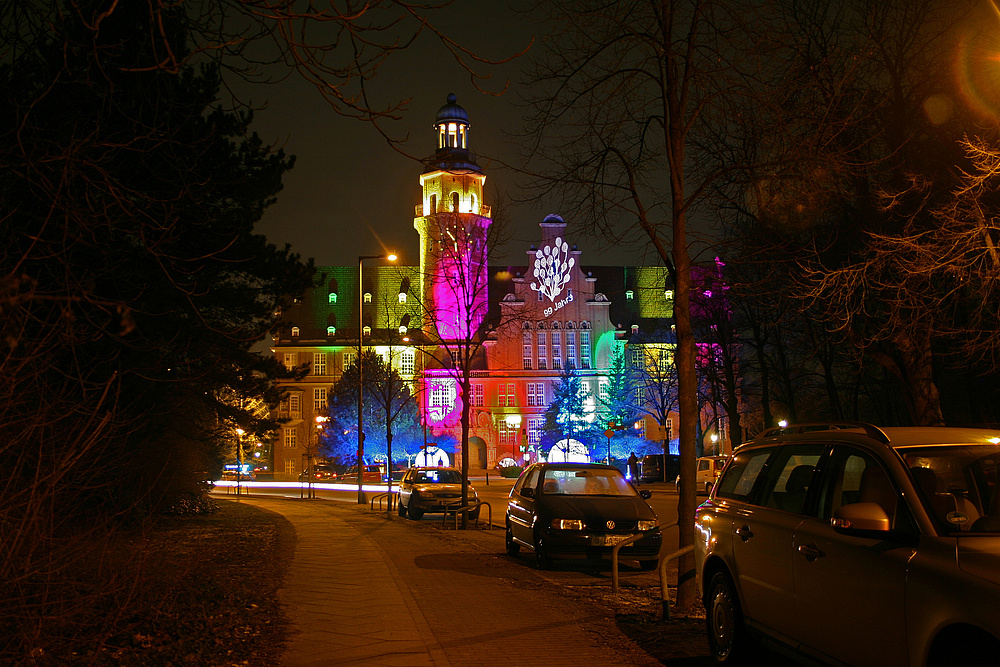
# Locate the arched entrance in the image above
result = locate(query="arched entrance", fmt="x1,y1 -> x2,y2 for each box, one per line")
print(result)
548,439 -> 590,463
468,436 -> 487,469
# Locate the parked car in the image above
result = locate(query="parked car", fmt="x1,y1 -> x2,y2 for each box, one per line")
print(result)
343,464 -> 384,483
695,422 -> 1000,666
676,455 -> 727,494
397,467 -> 478,520
298,463 -> 338,482
506,462 -> 662,570
639,453 -> 681,483
220,469 -> 255,482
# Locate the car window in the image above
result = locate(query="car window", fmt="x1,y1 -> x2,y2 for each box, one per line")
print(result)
716,449 -> 773,502
815,446 -> 901,527
759,445 -> 824,514
515,466 -> 541,495
698,460 -> 709,472
414,469 -> 460,484
542,468 -> 638,497
900,444 -> 1000,533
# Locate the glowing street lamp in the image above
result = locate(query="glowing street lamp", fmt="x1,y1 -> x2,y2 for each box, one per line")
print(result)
357,252 -> 397,504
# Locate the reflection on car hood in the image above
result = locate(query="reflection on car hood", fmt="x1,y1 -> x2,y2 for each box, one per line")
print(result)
541,495 -> 655,522
957,537 -> 1000,587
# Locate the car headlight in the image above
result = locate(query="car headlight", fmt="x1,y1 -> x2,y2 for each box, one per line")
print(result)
637,520 -> 658,531
551,518 -> 584,530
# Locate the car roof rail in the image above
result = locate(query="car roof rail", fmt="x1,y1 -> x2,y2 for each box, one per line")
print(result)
757,421 -> 890,444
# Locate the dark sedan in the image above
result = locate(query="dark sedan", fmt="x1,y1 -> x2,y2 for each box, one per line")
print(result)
505,462 -> 662,569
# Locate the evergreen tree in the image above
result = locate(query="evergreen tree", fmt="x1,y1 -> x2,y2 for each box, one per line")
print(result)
541,367 -> 592,458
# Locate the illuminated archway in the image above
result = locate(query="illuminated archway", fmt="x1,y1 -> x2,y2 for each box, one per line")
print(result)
415,445 -> 450,468
548,439 -> 590,463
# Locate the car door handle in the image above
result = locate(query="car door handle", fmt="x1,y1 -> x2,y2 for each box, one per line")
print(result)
797,543 -> 823,561
736,525 -> 753,542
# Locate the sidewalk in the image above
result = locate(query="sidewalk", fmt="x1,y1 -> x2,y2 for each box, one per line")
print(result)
240,496 -> 664,667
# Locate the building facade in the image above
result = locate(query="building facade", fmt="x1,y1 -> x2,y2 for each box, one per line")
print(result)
267,94 -> 730,479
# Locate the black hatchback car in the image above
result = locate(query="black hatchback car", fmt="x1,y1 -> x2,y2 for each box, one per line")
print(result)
506,462 -> 662,569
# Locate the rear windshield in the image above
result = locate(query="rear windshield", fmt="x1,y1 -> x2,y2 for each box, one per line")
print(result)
541,468 -> 638,497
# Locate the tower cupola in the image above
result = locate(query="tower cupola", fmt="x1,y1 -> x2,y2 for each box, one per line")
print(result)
426,93 -> 481,173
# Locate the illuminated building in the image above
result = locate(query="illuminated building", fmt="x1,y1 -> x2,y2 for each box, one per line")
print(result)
268,94 -> 729,478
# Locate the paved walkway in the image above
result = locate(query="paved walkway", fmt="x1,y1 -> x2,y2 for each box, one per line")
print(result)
240,497 -> 662,667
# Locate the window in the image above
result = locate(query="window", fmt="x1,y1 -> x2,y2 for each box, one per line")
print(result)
527,382 -> 545,407
581,331 -> 591,369
471,383 -> 484,407
527,417 -> 543,445
599,380 -> 609,402
283,352 -> 297,370
537,331 -> 547,370
398,292 -> 407,304
313,353 -> 327,375
314,388 -> 327,411
552,331 -> 562,370
499,420 -> 517,447
289,394 -> 301,418
816,447 -> 902,527
452,192 -> 460,211
498,383 -> 515,407
283,427 -> 297,448
716,449 -> 774,502
284,459 -> 296,474
327,326 -> 336,336
522,331 -> 532,370
566,331 -> 576,369
363,326 -> 371,336
665,418 -> 674,441
364,293 -> 372,303
291,326 -> 300,336
759,445 -> 824,514
328,292 -> 337,304
626,290 -> 634,299
399,325 -> 408,335
635,419 -> 646,437
343,351 -> 356,369
400,349 -> 415,376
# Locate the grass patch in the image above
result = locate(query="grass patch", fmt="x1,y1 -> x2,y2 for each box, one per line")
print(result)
5,500 -> 292,666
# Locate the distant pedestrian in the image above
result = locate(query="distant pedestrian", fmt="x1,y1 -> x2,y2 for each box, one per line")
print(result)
628,452 -> 640,485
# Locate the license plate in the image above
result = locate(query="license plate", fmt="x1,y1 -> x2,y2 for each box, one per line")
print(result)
590,534 -> 631,547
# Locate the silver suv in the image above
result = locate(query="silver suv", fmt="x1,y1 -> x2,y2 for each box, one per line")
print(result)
695,423 -> 1000,666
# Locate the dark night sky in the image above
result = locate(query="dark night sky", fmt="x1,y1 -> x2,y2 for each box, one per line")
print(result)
246,1 -> 652,270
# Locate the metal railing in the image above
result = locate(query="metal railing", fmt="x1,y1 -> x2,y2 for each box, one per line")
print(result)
442,500 -> 491,529
370,492 -> 396,512
609,520 -> 694,621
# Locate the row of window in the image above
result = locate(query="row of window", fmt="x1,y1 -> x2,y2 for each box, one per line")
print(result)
283,350 -> 416,377
523,330 -> 591,370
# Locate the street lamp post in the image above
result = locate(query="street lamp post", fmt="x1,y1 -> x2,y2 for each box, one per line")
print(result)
357,253 -> 397,504
235,428 -> 245,496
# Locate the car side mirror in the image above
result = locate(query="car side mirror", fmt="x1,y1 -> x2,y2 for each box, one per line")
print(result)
832,502 -> 890,533
521,487 -> 535,498
640,490 -> 652,500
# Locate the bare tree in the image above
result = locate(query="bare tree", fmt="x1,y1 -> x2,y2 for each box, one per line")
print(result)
518,0 -> 764,608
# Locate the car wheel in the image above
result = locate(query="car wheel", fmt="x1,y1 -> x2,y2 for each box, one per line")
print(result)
533,532 -> 551,570
505,523 -> 520,556
706,570 -> 752,664
407,493 -> 424,520
639,559 -> 658,571
397,496 -> 407,517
